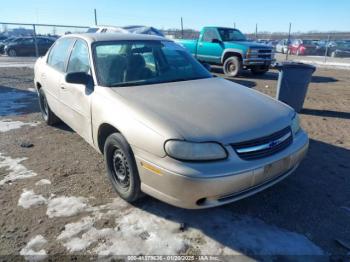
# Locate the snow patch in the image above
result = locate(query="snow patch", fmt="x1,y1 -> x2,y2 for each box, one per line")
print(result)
58,211 -> 187,256
20,235 -> 48,261
0,153 -> 37,185
296,59 -> 350,70
46,196 -> 90,218
0,119 -> 38,132
35,179 -> 51,186
18,189 -> 47,209
54,197 -> 324,256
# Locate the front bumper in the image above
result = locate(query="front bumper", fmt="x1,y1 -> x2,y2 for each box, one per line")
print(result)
134,130 -> 309,209
243,58 -> 276,66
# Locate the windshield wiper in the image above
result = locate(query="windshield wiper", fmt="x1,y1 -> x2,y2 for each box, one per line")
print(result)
168,76 -> 208,83
110,81 -> 149,87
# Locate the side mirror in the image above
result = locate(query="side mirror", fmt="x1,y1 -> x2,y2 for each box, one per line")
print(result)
211,38 -> 222,44
65,72 -> 93,86
202,63 -> 211,72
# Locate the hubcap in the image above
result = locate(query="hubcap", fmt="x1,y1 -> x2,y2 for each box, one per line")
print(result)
227,62 -> 236,73
112,148 -> 130,188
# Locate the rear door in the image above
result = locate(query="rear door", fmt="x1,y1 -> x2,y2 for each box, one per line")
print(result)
59,39 -> 93,143
42,37 -> 75,117
19,38 -> 35,56
197,28 -> 223,63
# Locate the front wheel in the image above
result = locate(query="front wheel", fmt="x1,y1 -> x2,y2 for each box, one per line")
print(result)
251,66 -> 269,75
7,49 -> 17,57
223,56 -> 242,77
104,133 -> 142,203
38,88 -> 60,125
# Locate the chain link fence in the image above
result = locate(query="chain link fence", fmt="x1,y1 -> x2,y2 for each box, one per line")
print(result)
1,21 -> 350,64
0,22 -> 89,57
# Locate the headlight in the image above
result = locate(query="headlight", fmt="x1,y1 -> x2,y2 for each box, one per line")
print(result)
165,140 -> 227,161
291,113 -> 301,136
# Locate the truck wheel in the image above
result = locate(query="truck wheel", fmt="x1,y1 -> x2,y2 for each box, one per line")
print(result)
223,56 -> 242,77
38,88 -> 60,125
104,133 -> 142,203
8,49 -> 17,57
251,66 -> 269,75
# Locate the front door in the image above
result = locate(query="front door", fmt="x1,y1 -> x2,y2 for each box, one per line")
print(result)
59,39 -> 93,143
197,28 -> 223,63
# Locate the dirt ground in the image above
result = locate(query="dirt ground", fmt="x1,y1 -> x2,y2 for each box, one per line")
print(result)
0,66 -> 349,261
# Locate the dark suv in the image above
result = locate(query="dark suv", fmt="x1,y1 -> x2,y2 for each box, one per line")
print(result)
5,37 -> 55,57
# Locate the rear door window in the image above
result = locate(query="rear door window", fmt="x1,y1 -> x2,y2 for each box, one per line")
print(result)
47,38 -> 75,72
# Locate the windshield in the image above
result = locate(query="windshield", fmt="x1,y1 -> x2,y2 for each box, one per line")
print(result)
94,40 -> 212,87
218,28 -> 247,41
303,40 -> 316,45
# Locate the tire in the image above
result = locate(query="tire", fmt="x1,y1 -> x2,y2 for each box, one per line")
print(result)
223,56 -> 242,77
8,49 -> 17,57
38,88 -> 60,125
104,133 -> 141,203
251,66 -> 269,75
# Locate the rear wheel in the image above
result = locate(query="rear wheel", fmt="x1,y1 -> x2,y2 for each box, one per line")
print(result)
38,88 -> 60,125
251,66 -> 269,75
104,133 -> 142,203
223,56 -> 242,77
7,49 -> 17,57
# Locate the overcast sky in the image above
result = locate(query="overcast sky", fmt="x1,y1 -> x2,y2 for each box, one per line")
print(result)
1,0 -> 350,33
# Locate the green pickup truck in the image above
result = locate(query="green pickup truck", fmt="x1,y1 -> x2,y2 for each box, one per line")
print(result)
177,27 -> 275,77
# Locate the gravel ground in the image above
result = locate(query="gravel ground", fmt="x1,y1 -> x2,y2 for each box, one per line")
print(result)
0,66 -> 349,260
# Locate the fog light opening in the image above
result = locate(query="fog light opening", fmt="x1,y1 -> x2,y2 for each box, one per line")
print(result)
196,198 -> 207,206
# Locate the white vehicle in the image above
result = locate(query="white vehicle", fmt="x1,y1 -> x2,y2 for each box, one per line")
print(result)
86,25 -> 165,37
276,39 -> 290,54
86,26 -> 129,34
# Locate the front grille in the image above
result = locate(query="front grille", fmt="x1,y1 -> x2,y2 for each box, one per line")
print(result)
257,49 -> 273,59
258,54 -> 272,59
231,127 -> 293,160
258,49 -> 272,53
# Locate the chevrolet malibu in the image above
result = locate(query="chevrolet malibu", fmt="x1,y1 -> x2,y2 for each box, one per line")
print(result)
34,33 -> 309,209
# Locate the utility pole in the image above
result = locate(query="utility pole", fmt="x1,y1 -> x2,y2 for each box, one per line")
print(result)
324,34 -> 330,63
181,17 -> 184,39
94,9 -> 98,26
32,24 -> 39,57
234,22 -> 236,29
255,23 -> 258,40
286,22 -> 292,60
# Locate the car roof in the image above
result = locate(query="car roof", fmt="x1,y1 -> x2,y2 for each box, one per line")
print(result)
61,33 -> 168,43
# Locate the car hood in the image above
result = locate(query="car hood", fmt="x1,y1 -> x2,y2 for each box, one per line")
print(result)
224,41 -> 272,49
111,78 -> 294,144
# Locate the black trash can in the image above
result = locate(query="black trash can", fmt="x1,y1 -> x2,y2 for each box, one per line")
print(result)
275,62 -> 316,112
